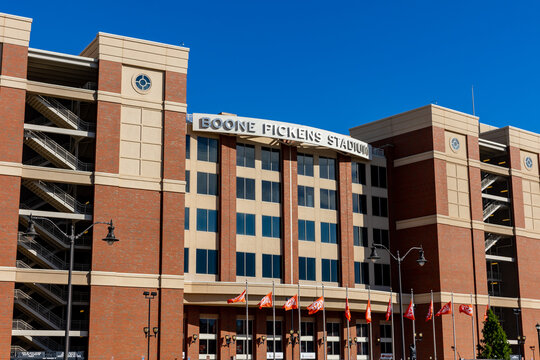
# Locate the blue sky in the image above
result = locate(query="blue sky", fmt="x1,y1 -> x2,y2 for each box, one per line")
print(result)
4,1 -> 540,135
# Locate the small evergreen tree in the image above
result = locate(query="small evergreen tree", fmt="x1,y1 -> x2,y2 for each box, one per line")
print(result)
477,309 -> 512,360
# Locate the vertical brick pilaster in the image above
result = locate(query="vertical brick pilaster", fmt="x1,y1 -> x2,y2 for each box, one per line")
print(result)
255,310 -> 267,360
316,313 -> 325,360
220,308 -> 236,360
186,307 -> 201,360
220,135 -> 237,281
508,146 -> 526,228
284,312 -> 294,360
281,145 -> 299,284
159,289 -> 184,360
338,154 -> 354,288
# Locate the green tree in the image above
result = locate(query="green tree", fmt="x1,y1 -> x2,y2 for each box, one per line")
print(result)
477,309 -> 512,360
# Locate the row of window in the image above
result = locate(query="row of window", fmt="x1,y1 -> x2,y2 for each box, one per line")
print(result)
187,137 -> 386,188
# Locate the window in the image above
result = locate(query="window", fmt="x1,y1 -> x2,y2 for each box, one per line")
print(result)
356,323 -> 369,356
352,162 -> 366,185
354,262 -> 369,285
199,318 -> 217,359
236,319 -> 254,360
185,208 -> 190,230
299,257 -> 316,281
326,322 -> 341,358
353,194 -> 367,214
237,177 -> 255,200
298,220 -> 315,242
236,252 -> 256,277
196,209 -> 218,232
371,165 -> 387,188
353,226 -> 368,247
298,185 -> 315,207
322,259 -> 339,282
237,143 -> 255,168
262,181 -> 280,203
380,324 -> 393,354
301,321 -> 315,354
320,189 -> 337,210
373,229 -> 389,248
262,147 -> 280,171
196,249 -> 218,274
197,172 -> 218,195
372,197 -> 388,217
319,157 -> 336,180
298,153 -> 314,176
267,320 -> 283,356
186,135 -> 191,159
262,216 -> 280,238
262,254 -> 281,279
374,263 -> 391,286
237,213 -> 256,236
184,248 -> 189,273
186,170 -> 190,192
197,136 -> 218,162
320,222 -> 338,244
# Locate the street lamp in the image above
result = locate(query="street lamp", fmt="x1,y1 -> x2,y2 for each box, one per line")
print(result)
25,215 -> 118,360
514,308 -> 523,359
536,324 -> 540,359
143,291 -> 159,360
369,244 -> 427,360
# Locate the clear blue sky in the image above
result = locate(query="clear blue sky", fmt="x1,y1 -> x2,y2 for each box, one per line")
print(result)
4,1 -> 540,135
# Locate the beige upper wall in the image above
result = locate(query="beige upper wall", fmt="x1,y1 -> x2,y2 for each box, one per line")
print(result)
0,13 -> 32,46
481,126 -> 540,154
80,32 -> 189,74
349,104 -> 479,143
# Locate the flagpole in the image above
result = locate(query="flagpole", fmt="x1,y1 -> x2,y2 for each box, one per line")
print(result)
369,286 -> 373,360
323,284 -> 327,360
273,281 -> 276,360
298,282 -> 302,360
347,287 -> 350,360
451,292 -> 456,360
471,294 -> 476,360
431,290 -> 437,360
391,289 -> 395,360
411,289 -> 416,353
246,281 -> 249,360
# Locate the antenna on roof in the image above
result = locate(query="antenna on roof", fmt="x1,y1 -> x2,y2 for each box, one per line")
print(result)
471,85 -> 476,116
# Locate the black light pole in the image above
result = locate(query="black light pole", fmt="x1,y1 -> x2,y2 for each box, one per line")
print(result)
143,291 -> 159,360
25,214 -> 119,360
536,324 -> 540,359
514,308 -> 522,359
369,244 -> 427,360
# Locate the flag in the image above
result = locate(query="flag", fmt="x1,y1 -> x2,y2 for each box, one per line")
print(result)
459,304 -> 473,316
345,298 -> 351,321
435,301 -> 452,316
307,297 -> 324,315
227,290 -> 246,304
283,295 -> 298,311
365,300 -> 372,323
483,304 -> 489,321
258,292 -> 272,309
385,296 -> 392,321
404,300 -> 415,320
425,299 -> 433,322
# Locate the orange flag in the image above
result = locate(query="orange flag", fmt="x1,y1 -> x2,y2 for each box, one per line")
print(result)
425,299 -> 434,322
365,300 -> 372,323
307,297 -> 324,315
345,298 -> 351,321
404,300 -> 415,320
385,296 -> 392,321
435,301 -> 452,316
283,295 -> 298,311
459,304 -> 473,316
258,292 -> 273,309
483,305 -> 489,321
227,290 -> 246,304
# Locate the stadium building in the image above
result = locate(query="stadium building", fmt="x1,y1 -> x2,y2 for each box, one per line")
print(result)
0,12 -> 539,360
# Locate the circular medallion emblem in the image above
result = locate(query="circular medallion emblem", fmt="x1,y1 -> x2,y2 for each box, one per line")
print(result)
524,156 -> 533,170
450,137 -> 460,152
132,73 -> 152,93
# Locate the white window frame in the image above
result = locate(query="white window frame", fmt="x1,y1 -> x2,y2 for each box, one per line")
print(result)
199,317 -> 218,360
300,320 -> 316,360
355,321 -> 369,360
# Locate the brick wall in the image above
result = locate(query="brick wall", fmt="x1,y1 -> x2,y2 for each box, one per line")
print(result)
219,135 -> 237,281
281,145 -> 299,284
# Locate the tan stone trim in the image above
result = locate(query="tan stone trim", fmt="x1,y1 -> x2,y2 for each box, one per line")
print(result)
393,151 -> 434,167
0,266 -> 17,282
479,163 -> 510,176
27,80 -> 96,102
160,274 -> 185,289
511,168 -> 540,182
0,161 -> 22,177
163,100 -> 187,113
515,227 -> 540,239
507,126 -> 540,154
98,90 -> 184,111
393,150 -> 480,169
395,214 -> 473,231
12,329 -> 88,337
482,223 -> 515,236
0,75 -> 27,90
19,208 -> 91,221
162,178 -> 186,193
13,267 -> 88,285
90,271 -> 160,288
0,13 -> 32,46
94,172 -> 185,193
22,165 -> 92,185
96,90 -> 122,104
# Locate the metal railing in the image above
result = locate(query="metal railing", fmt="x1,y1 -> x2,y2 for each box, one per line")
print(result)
31,94 -> 95,132
483,200 -> 506,221
24,130 -> 94,171
20,214 -> 92,248
36,283 -> 89,304
16,260 -> 31,269
27,180 -> 93,214
14,289 -> 63,329
23,154 -> 52,167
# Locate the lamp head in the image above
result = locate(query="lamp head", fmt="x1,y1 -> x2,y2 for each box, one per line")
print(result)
536,323 -> 540,331
417,249 -> 427,267
143,291 -> 150,296
102,220 -> 119,245
25,215 -> 38,241
153,327 -> 159,335
192,334 -> 198,341
143,326 -> 150,334
368,246 -> 380,263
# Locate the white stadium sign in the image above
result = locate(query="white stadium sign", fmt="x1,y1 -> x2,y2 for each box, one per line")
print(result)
192,113 -> 371,160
